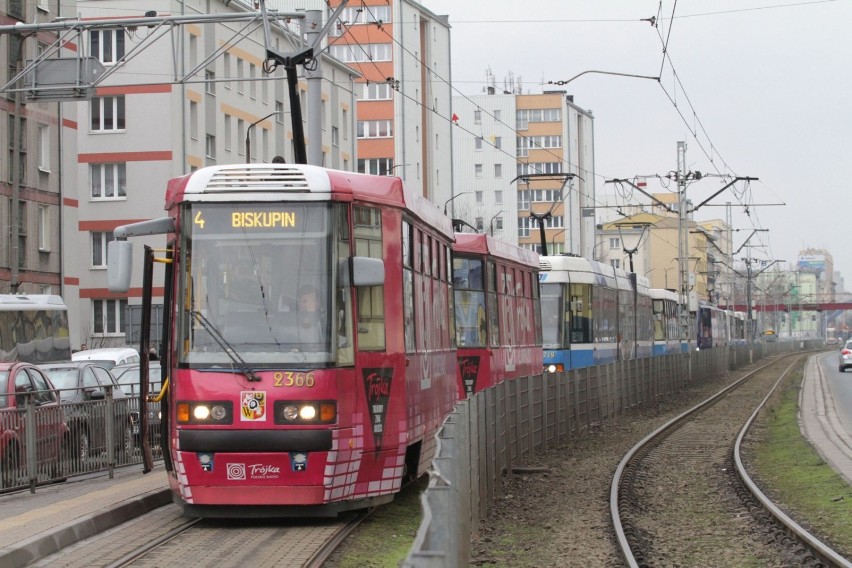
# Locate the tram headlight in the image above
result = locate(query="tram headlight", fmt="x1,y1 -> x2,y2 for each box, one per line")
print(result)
177,401 -> 233,424
275,401 -> 336,424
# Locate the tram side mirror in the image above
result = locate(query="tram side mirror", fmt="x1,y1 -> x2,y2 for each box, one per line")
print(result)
108,240 -> 133,293
338,256 -> 385,288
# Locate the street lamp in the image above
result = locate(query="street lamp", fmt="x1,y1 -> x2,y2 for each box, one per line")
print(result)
245,111 -> 280,164
488,210 -> 504,236
380,163 -> 410,176
443,192 -> 472,216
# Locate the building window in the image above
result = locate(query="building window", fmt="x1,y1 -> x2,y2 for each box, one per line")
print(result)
329,43 -> 392,63
224,116 -> 232,151
91,231 -> 114,268
236,58 -> 244,93
189,101 -> 198,140
206,135 -> 216,159
237,119 -> 245,155
494,164 -> 502,178
37,124 -> 49,172
92,298 -> 127,335
38,205 -> 49,251
494,110 -> 501,121
249,63 -> 257,99
494,136 -> 502,149
474,164 -> 483,178
223,53 -> 231,89
359,82 -> 393,100
275,101 -> 284,123
474,136 -> 483,151
357,158 -> 393,175
357,120 -> 393,138
90,29 -> 125,64
609,238 -> 621,250
205,70 -> 215,95
475,191 -> 483,203
475,217 -> 484,231
495,190 -> 503,204
611,259 -> 621,269
91,96 -> 125,131
331,126 -> 339,147
474,110 -> 482,124
91,163 -> 126,199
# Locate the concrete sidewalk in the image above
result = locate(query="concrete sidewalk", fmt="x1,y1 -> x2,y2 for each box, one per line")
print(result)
799,353 -> 852,485
0,464 -> 170,568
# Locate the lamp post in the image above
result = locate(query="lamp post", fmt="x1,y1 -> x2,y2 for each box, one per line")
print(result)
551,228 -> 566,253
246,111 -> 280,164
488,210 -> 504,236
443,192 -> 472,216
381,163 -> 410,176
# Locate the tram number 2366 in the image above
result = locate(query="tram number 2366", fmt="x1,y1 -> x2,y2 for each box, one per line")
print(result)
273,372 -> 316,388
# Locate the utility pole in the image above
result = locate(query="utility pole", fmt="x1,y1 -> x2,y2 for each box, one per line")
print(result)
304,9 -> 323,166
676,141 -> 690,343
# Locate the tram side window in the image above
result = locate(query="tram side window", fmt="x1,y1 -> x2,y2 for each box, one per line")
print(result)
487,261 -> 499,348
453,256 -> 486,347
354,206 -> 385,351
402,221 -> 415,353
569,283 -> 592,343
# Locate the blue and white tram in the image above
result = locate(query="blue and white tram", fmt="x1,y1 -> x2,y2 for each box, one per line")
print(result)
539,255 -> 651,373
650,288 -> 680,355
696,301 -> 732,349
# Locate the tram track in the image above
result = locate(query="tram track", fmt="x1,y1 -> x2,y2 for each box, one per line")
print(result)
611,354 -> 852,567
34,503 -> 371,568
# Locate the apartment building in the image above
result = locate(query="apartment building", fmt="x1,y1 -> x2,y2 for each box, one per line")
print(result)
0,1 -> 71,297
452,88 -> 596,256
325,0 -> 453,205
59,0 -> 358,349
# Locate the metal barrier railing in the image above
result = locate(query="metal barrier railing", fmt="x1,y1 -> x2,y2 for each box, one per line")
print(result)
0,391 -> 162,493
405,342 -> 821,567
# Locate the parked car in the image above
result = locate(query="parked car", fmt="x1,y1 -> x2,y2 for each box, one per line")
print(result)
72,347 -> 140,370
0,361 -> 68,488
40,362 -> 136,464
839,340 -> 852,373
112,362 -> 163,448
112,362 -> 162,398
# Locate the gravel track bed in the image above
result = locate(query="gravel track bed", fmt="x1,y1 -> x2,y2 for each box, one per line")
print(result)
470,357 -> 798,567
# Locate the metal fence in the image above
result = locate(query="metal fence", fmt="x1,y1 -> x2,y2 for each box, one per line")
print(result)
0,392 -> 161,492
405,341 -> 819,566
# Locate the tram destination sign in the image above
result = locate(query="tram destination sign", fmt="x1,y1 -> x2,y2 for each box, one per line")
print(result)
191,204 -> 301,233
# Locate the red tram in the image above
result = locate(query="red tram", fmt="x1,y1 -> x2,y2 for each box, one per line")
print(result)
108,163 -> 457,516
451,233 -> 542,397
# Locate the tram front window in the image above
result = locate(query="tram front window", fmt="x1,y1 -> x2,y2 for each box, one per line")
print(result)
179,202 -> 348,367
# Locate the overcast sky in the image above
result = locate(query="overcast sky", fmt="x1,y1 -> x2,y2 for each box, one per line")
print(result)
420,0 -> 851,285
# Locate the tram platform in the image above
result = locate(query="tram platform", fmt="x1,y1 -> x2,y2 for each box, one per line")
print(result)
0,463 -> 170,568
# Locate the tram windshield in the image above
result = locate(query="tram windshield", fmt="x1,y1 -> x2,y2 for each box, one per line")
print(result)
178,202 -> 353,367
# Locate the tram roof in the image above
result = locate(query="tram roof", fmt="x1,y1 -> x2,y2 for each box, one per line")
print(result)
453,233 -> 539,269
165,164 -> 453,238
0,294 -> 67,310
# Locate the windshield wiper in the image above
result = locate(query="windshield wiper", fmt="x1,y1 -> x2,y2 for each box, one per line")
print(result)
190,310 -> 261,382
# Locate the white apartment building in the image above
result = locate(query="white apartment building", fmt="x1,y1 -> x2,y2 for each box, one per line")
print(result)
63,0 -> 358,349
452,89 -> 596,256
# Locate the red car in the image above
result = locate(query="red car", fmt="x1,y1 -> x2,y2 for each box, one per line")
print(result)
0,361 -> 68,489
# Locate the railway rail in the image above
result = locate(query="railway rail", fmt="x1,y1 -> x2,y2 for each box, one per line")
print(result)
611,354 -> 852,567
33,504 -> 369,568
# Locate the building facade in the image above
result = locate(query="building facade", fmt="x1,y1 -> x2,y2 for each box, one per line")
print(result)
0,0 -> 72,297
326,0 -> 453,205
60,0 -> 358,349
451,88 -> 596,256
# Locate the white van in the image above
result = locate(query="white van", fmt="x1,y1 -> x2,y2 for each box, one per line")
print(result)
72,347 -> 140,369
